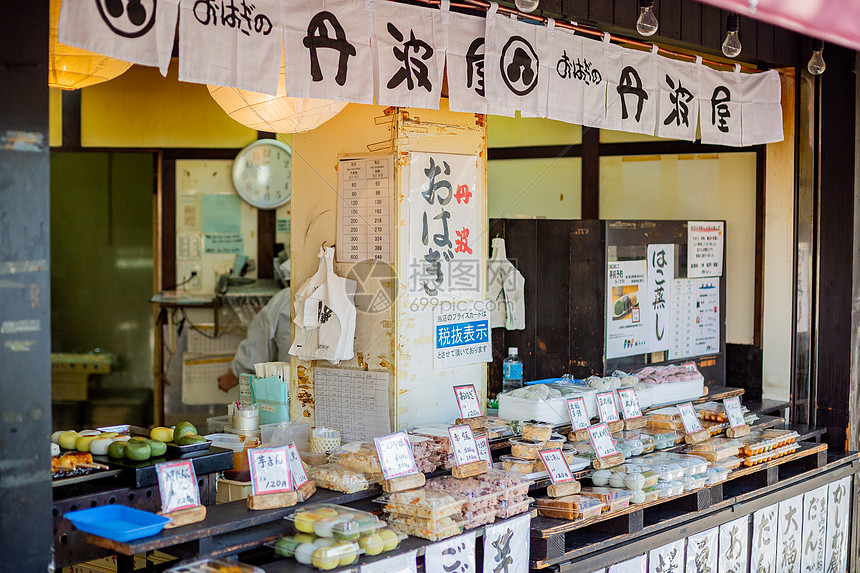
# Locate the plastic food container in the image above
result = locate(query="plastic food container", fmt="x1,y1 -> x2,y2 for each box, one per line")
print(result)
759,429 -> 799,447
646,453 -> 709,476
536,495 -> 605,520
509,438 -> 544,460
623,417 -> 648,431
590,469 -> 612,486
167,559 -> 263,573
684,474 -> 707,491
656,480 -> 684,498
742,443 -> 799,466
521,422 -> 553,442
496,497 -> 534,519
646,407 -> 682,422
376,489 -> 465,520
630,486 -> 659,504
646,462 -> 685,481
287,504 -> 383,539
686,438 -> 742,462
578,487 -> 632,512
329,442 -> 383,476
425,477 -> 502,513
716,456 -> 742,470
476,469 -> 533,502
615,437 -> 645,457
307,464 -> 371,493
500,455 -> 538,475
569,441 -> 596,459
64,505 -> 170,542
460,508 -> 497,529
614,441 -> 633,458
623,473 -> 647,490
608,471 -> 627,488
704,466 -> 730,485
620,432 -> 656,454
384,514 -> 463,541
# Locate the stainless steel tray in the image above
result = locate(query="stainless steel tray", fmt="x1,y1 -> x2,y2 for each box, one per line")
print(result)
97,424 -> 212,453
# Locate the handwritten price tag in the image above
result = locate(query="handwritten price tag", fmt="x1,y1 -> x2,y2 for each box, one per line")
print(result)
155,460 -> 200,514
248,447 -> 292,495
448,425 -> 481,466
539,448 -> 573,484
374,431 -> 419,480
475,434 -> 493,467
677,402 -> 704,434
587,423 -> 618,459
617,388 -> 643,420
287,442 -> 309,488
723,396 -> 746,428
567,397 -> 590,430
596,391 -> 620,423
453,384 -> 483,419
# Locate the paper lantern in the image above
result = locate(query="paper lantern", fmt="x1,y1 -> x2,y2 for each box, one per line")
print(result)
49,0 -> 132,90
208,65 -> 347,134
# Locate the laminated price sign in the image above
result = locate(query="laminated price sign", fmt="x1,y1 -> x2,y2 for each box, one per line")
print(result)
287,442 -> 309,488
596,391 -> 620,423
453,384 -> 483,418
248,446 -> 292,495
723,396 -> 746,428
475,434 -> 493,467
677,402 -> 704,434
374,431 -> 419,480
587,423 -> 618,459
567,397 -> 590,430
448,424 -> 481,466
539,448 -> 574,484
617,388 -> 643,420
156,460 -> 200,514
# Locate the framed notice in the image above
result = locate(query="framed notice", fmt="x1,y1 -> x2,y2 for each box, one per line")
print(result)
337,156 -> 394,263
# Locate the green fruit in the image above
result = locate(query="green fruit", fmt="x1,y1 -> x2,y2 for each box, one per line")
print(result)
274,536 -> 300,558
145,439 -> 167,457
126,442 -> 151,461
107,441 -> 128,459
174,422 -> 197,441
179,434 -> 206,446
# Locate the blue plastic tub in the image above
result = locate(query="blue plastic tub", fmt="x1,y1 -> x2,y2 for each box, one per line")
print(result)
64,505 -> 171,542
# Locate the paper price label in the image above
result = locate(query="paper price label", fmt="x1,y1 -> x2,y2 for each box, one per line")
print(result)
448,425 -> 481,466
677,402 -> 704,434
249,446 -> 292,495
287,442 -> 309,488
723,396 -> 746,428
374,431 -> 419,480
587,423 -> 618,459
156,460 -> 200,514
567,397 -> 590,430
617,388 -> 643,420
475,434 -> 493,467
596,391 -> 620,423
453,384 -> 483,419
538,448 -> 573,484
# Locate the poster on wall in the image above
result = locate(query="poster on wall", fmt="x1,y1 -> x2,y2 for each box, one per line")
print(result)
433,301 -> 492,369
646,244 -> 674,353
668,277 -> 720,360
408,152 -> 481,301
687,221 -> 724,278
606,260 -> 649,359
337,156 -> 395,264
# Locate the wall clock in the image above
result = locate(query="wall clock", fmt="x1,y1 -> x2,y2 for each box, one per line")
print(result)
231,139 -> 292,209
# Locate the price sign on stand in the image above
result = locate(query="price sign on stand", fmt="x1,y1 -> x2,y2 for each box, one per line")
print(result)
287,442 -> 309,488
723,396 -> 746,428
453,384 -> 483,418
617,388 -> 643,420
587,423 -> 618,459
596,391 -> 620,423
448,425 -> 481,466
567,397 -> 590,430
374,431 -> 419,480
677,402 -> 704,434
248,446 -> 292,495
475,434 -> 493,467
156,460 -> 200,514
539,448 -> 574,484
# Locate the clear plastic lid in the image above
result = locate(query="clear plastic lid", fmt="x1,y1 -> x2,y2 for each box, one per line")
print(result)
686,437 -> 741,453
535,494 -> 605,512
646,407 -> 683,422
425,477 -> 502,512
328,442 -> 383,474
286,504 -> 383,539
578,486 -> 631,503
496,497 -> 534,519
307,464 -> 372,493
384,514 -> 463,541
521,421 -> 553,441
476,468 -> 534,490
569,441 -> 596,459
376,488 -> 465,519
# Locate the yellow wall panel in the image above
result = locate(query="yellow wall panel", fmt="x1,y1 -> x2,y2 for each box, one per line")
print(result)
49,88 -> 62,147
488,115 -> 581,147
488,158 -> 582,220
81,60 -> 257,148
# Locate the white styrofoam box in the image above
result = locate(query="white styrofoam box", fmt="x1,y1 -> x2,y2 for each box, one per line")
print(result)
636,377 -> 705,408
499,389 -> 597,424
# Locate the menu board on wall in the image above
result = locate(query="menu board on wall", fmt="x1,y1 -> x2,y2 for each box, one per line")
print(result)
337,156 -> 394,264
606,260 -> 649,359
668,277 -> 720,360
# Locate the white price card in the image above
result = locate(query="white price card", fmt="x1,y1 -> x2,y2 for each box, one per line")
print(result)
248,446 -> 293,495
156,460 -> 200,514
567,397 -> 590,430
677,402 -> 704,434
538,448 -> 574,484
448,424 -> 481,466
453,384 -> 483,419
596,391 -> 620,423
287,442 -> 309,488
476,434 -> 493,467
587,423 -> 618,459
617,388 -> 643,420
374,431 -> 419,480
723,396 -> 746,428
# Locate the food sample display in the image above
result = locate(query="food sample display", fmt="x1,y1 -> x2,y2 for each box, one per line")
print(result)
376,489 -> 465,540
425,476 -> 502,529
409,435 -> 442,474
578,487 -> 633,512
685,438 -> 742,462
307,464 -> 371,493
535,495 -> 605,520
521,421 -> 553,442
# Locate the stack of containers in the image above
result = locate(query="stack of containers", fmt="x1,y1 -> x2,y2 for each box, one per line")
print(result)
412,428 -> 455,470
735,429 -> 800,466
425,476 -> 502,529
375,489 -> 465,541
409,435 -> 441,474
477,469 -> 534,518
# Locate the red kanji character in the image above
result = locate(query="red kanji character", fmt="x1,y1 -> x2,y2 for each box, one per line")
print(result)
455,228 -> 472,254
454,184 -> 472,204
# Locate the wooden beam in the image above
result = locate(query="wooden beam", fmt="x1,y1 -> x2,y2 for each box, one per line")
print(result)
581,127 -> 600,218
61,90 -> 81,149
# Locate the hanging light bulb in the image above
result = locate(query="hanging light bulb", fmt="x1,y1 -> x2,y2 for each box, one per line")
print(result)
722,14 -> 742,58
808,40 -> 826,75
636,0 -> 658,36
515,0 -> 540,14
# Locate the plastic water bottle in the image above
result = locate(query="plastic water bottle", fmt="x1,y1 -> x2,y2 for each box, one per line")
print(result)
502,347 -> 524,393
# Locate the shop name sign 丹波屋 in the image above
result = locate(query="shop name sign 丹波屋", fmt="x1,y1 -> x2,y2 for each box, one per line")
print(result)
59,0 -> 783,146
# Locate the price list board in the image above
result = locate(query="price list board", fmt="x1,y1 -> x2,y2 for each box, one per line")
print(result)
337,156 -> 394,263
